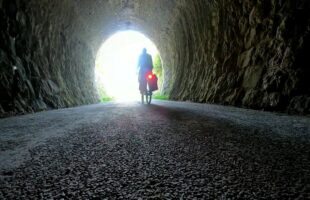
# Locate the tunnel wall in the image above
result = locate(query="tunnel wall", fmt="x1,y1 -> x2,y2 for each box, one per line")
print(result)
169,0 -> 310,114
0,0 -> 310,117
0,0 -> 98,117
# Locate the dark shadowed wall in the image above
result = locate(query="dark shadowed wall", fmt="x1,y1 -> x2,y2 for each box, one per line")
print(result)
0,0 -> 309,117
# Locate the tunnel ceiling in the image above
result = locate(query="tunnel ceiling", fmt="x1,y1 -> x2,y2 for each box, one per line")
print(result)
68,0 -> 180,51
0,0 -> 310,116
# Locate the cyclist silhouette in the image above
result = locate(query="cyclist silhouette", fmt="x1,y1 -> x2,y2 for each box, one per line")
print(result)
137,48 -> 153,95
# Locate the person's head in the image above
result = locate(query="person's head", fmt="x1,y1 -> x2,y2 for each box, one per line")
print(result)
142,48 -> 147,54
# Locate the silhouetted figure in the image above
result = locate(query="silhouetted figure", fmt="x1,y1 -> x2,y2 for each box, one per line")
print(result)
137,48 -> 153,94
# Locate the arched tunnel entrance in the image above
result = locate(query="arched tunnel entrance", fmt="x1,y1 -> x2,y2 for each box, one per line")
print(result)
1,1 -> 310,198
95,31 -> 162,101
0,0 -> 309,116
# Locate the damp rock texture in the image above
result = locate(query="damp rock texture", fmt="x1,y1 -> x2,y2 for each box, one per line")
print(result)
168,0 -> 310,114
0,0 -> 98,117
0,0 -> 310,116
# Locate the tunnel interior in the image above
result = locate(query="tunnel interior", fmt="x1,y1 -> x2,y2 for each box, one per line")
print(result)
0,0 -> 310,117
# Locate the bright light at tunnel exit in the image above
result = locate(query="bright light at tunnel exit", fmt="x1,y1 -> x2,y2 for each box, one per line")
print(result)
95,31 -> 159,101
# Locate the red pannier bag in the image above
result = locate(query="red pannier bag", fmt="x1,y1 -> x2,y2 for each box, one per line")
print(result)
147,73 -> 158,92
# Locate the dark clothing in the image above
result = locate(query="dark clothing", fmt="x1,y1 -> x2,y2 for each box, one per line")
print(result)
138,53 -> 153,73
138,53 -> 153,93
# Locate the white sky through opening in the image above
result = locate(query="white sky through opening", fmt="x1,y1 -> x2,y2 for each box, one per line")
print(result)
95,31 -> 158,101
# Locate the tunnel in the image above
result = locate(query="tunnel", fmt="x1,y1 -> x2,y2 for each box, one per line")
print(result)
0,0 -> 310,117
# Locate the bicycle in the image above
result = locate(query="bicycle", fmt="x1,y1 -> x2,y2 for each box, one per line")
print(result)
140,73 -> 157,104
141,87 -> 153,105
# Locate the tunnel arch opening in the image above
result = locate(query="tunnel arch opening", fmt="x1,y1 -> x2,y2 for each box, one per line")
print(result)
95,30 -> 163,101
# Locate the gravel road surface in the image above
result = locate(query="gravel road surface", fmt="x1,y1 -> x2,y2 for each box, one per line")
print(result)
0,100 -> 310,199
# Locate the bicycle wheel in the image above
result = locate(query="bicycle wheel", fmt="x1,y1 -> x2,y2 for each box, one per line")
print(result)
145,91 -> 152,104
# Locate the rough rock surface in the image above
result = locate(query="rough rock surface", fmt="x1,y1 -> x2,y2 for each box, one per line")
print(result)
168,0 -> 310,114
0,0 -> 310,116
1,101 -> 310,199
0,0 -> 98,117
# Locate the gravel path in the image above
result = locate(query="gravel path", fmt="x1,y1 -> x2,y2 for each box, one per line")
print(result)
0,101 -> 310,199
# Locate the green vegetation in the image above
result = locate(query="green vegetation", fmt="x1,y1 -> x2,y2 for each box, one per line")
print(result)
100,96 -> 115,102
153,54 -> 162,76
152,54 -> 169,100
153,54 -> 163,89
153,92 -> 169,100
97,85 -> 114,102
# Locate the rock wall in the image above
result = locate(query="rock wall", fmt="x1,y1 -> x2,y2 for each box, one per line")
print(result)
0,0 -> 309,116
0,0 -> 98,117
169,0 -> 310,114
